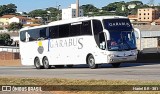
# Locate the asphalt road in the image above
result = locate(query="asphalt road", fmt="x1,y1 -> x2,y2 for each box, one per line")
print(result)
0,62 -> 160,80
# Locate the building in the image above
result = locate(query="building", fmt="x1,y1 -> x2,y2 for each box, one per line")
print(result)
152,19 -> 160,25
137,8 -> 160,22
26,18 -> 42,24
9,16 -> 27,24
128,15 -> 138,23
62,4 -> 83,20
0,15 -> 15,26
0,14 -> 42,28
0,15 -> 28,26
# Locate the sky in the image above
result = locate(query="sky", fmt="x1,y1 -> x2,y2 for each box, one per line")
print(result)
0,0 -> 159,12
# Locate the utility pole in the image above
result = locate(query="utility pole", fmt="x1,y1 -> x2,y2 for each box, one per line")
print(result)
57,5 -> 61,20
76,0 -> 79,17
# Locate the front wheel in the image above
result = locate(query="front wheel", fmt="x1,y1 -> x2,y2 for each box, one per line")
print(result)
34,57 -> 43,69
42,57 -> 50,69
111,63 -> 121,68
87,54 -> 98,69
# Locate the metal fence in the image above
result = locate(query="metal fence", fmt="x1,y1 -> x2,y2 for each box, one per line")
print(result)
0,46 -> 19,53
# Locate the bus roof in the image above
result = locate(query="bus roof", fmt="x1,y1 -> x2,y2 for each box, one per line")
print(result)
48,16 -> 128,25
20,16 -> 128,31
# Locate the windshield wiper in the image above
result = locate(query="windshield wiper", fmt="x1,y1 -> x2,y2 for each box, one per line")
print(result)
123,41 -> 131,49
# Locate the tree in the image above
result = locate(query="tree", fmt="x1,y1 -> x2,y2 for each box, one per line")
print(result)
102,1 -> 152,16
6,3 -> 17,14
28,9 -> 48,18
0,5 -> 6,16
0,3 -> 17,16
46,7 -> 59,16
45,7 -> 60,21
102,2 -> 121,11
28,7 -> 61,22
7,22 -> 23,31
80,4 -> 99,16
102,1 -> 128,16
126,1 -> 143,6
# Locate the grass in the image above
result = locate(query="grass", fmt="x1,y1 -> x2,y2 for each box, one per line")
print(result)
0,77 -> 160,94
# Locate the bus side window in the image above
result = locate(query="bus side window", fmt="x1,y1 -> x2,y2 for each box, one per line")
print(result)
40,28 -> 47,39
59,24 -> 69,38
28,29 -> 39,41
70,23 -> 81,36
49,26 -> 59,39
81,21 -> 92,35
20,31 -> 27,42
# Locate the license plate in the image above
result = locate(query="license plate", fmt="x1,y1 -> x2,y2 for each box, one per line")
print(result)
121,58 -> 127,60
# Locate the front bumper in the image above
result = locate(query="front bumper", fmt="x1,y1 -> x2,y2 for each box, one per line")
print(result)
108,55 -> 137,63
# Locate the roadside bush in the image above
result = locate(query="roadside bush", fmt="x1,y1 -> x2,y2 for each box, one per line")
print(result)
0,33 -> 13,46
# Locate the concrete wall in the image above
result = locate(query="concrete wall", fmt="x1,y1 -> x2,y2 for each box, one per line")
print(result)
0,52 -> 20,60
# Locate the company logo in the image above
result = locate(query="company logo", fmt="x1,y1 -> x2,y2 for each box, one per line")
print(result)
37,41 -> 44,54
49,38 -> 83,49
108,22 -> 131,27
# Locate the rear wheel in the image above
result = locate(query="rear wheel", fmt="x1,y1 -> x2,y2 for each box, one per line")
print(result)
111,63 -> 121,68
42,57 -> 50,69
87,54 -> 98,69
34,57 -> 43,69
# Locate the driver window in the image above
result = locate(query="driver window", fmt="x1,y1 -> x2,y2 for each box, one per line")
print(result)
93,20 -> 104,49
93,20 -> 103,35
20,31 -> 27,42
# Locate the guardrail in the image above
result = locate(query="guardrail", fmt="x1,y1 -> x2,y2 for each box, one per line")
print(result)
0,30 -> 19,33
0,46 -> 19,53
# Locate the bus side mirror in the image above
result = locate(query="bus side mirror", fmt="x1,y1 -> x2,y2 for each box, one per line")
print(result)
134,28 -> 141,39
100,41 -> 105,50
25,32 -> 30,42
99,32 -> 106,50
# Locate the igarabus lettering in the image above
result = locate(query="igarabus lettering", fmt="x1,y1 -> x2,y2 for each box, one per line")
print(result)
49,38 -> 83,49
109,22 -> 130,27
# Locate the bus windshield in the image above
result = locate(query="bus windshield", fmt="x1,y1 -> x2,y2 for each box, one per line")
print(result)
107,31 -> 136,51
103,19 -> 136,51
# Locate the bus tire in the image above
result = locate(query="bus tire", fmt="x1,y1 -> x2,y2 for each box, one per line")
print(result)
42,57 -> 50,69
34,57 -> 43,69
111,63 -> 121,68
87,54 -> 98,69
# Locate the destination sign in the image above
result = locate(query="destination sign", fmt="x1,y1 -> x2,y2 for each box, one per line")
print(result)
103,19 -> 133,31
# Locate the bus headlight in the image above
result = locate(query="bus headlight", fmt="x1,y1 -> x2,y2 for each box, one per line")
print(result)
108,54 -> 117,58
131,51 -> 137,56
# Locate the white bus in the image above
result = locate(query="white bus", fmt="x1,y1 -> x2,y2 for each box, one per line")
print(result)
19,16 -> 137,69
